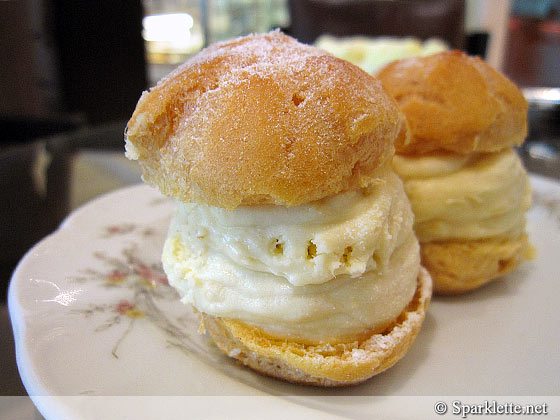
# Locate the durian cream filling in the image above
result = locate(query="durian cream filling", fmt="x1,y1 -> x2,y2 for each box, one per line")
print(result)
392,149 -> 531,243
163,170 -> 419,343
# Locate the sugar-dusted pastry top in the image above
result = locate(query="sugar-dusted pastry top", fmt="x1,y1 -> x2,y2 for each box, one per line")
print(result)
126,31 -> 408,209
377,50 -> 528,155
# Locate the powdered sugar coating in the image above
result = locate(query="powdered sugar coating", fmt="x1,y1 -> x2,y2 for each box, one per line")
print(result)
126,31 -> 406,209
376,50 -> 528,154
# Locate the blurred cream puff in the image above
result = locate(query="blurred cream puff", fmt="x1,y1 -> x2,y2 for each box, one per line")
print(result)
377,50 -> 531,294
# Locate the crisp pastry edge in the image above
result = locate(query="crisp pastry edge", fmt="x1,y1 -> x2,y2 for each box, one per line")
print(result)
200,267 -> 432,386
421,234 -> 529,295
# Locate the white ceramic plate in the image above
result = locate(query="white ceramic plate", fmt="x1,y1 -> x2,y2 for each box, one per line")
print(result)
9,175 -> 560,418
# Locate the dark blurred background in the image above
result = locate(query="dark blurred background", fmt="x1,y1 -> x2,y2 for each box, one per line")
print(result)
1,0 -> 559,404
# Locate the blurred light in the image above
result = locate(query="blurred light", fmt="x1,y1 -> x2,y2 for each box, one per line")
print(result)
524,88 -> 560,104
540,88 -> 560,102
143,12 -> 203,64
143,13 -> 194,48
527,142 -> 559,161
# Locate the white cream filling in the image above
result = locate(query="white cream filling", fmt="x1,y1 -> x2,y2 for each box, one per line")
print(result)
393,149 -> 531,242
163,170 -> 419,341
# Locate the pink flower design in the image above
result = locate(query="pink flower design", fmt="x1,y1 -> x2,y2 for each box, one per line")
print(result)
134,262 -> 168,286
105,224 -> 135,236
106,270 -> 127,284
114,300 -> 144,318
115,300 -> 134,314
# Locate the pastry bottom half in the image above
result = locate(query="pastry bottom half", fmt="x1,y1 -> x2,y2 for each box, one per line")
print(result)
200,268 -> 432,387
421,234 -> 529,295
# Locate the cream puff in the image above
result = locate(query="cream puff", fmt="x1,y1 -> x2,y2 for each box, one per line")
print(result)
125,31 -> 431,386
376,50 -> 531,294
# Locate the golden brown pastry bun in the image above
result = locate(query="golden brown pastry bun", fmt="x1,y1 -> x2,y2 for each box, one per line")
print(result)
376,50 -> 528,155
202,268 -> 431,386
421,235 -> 529,295
126,30 -> 407,209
